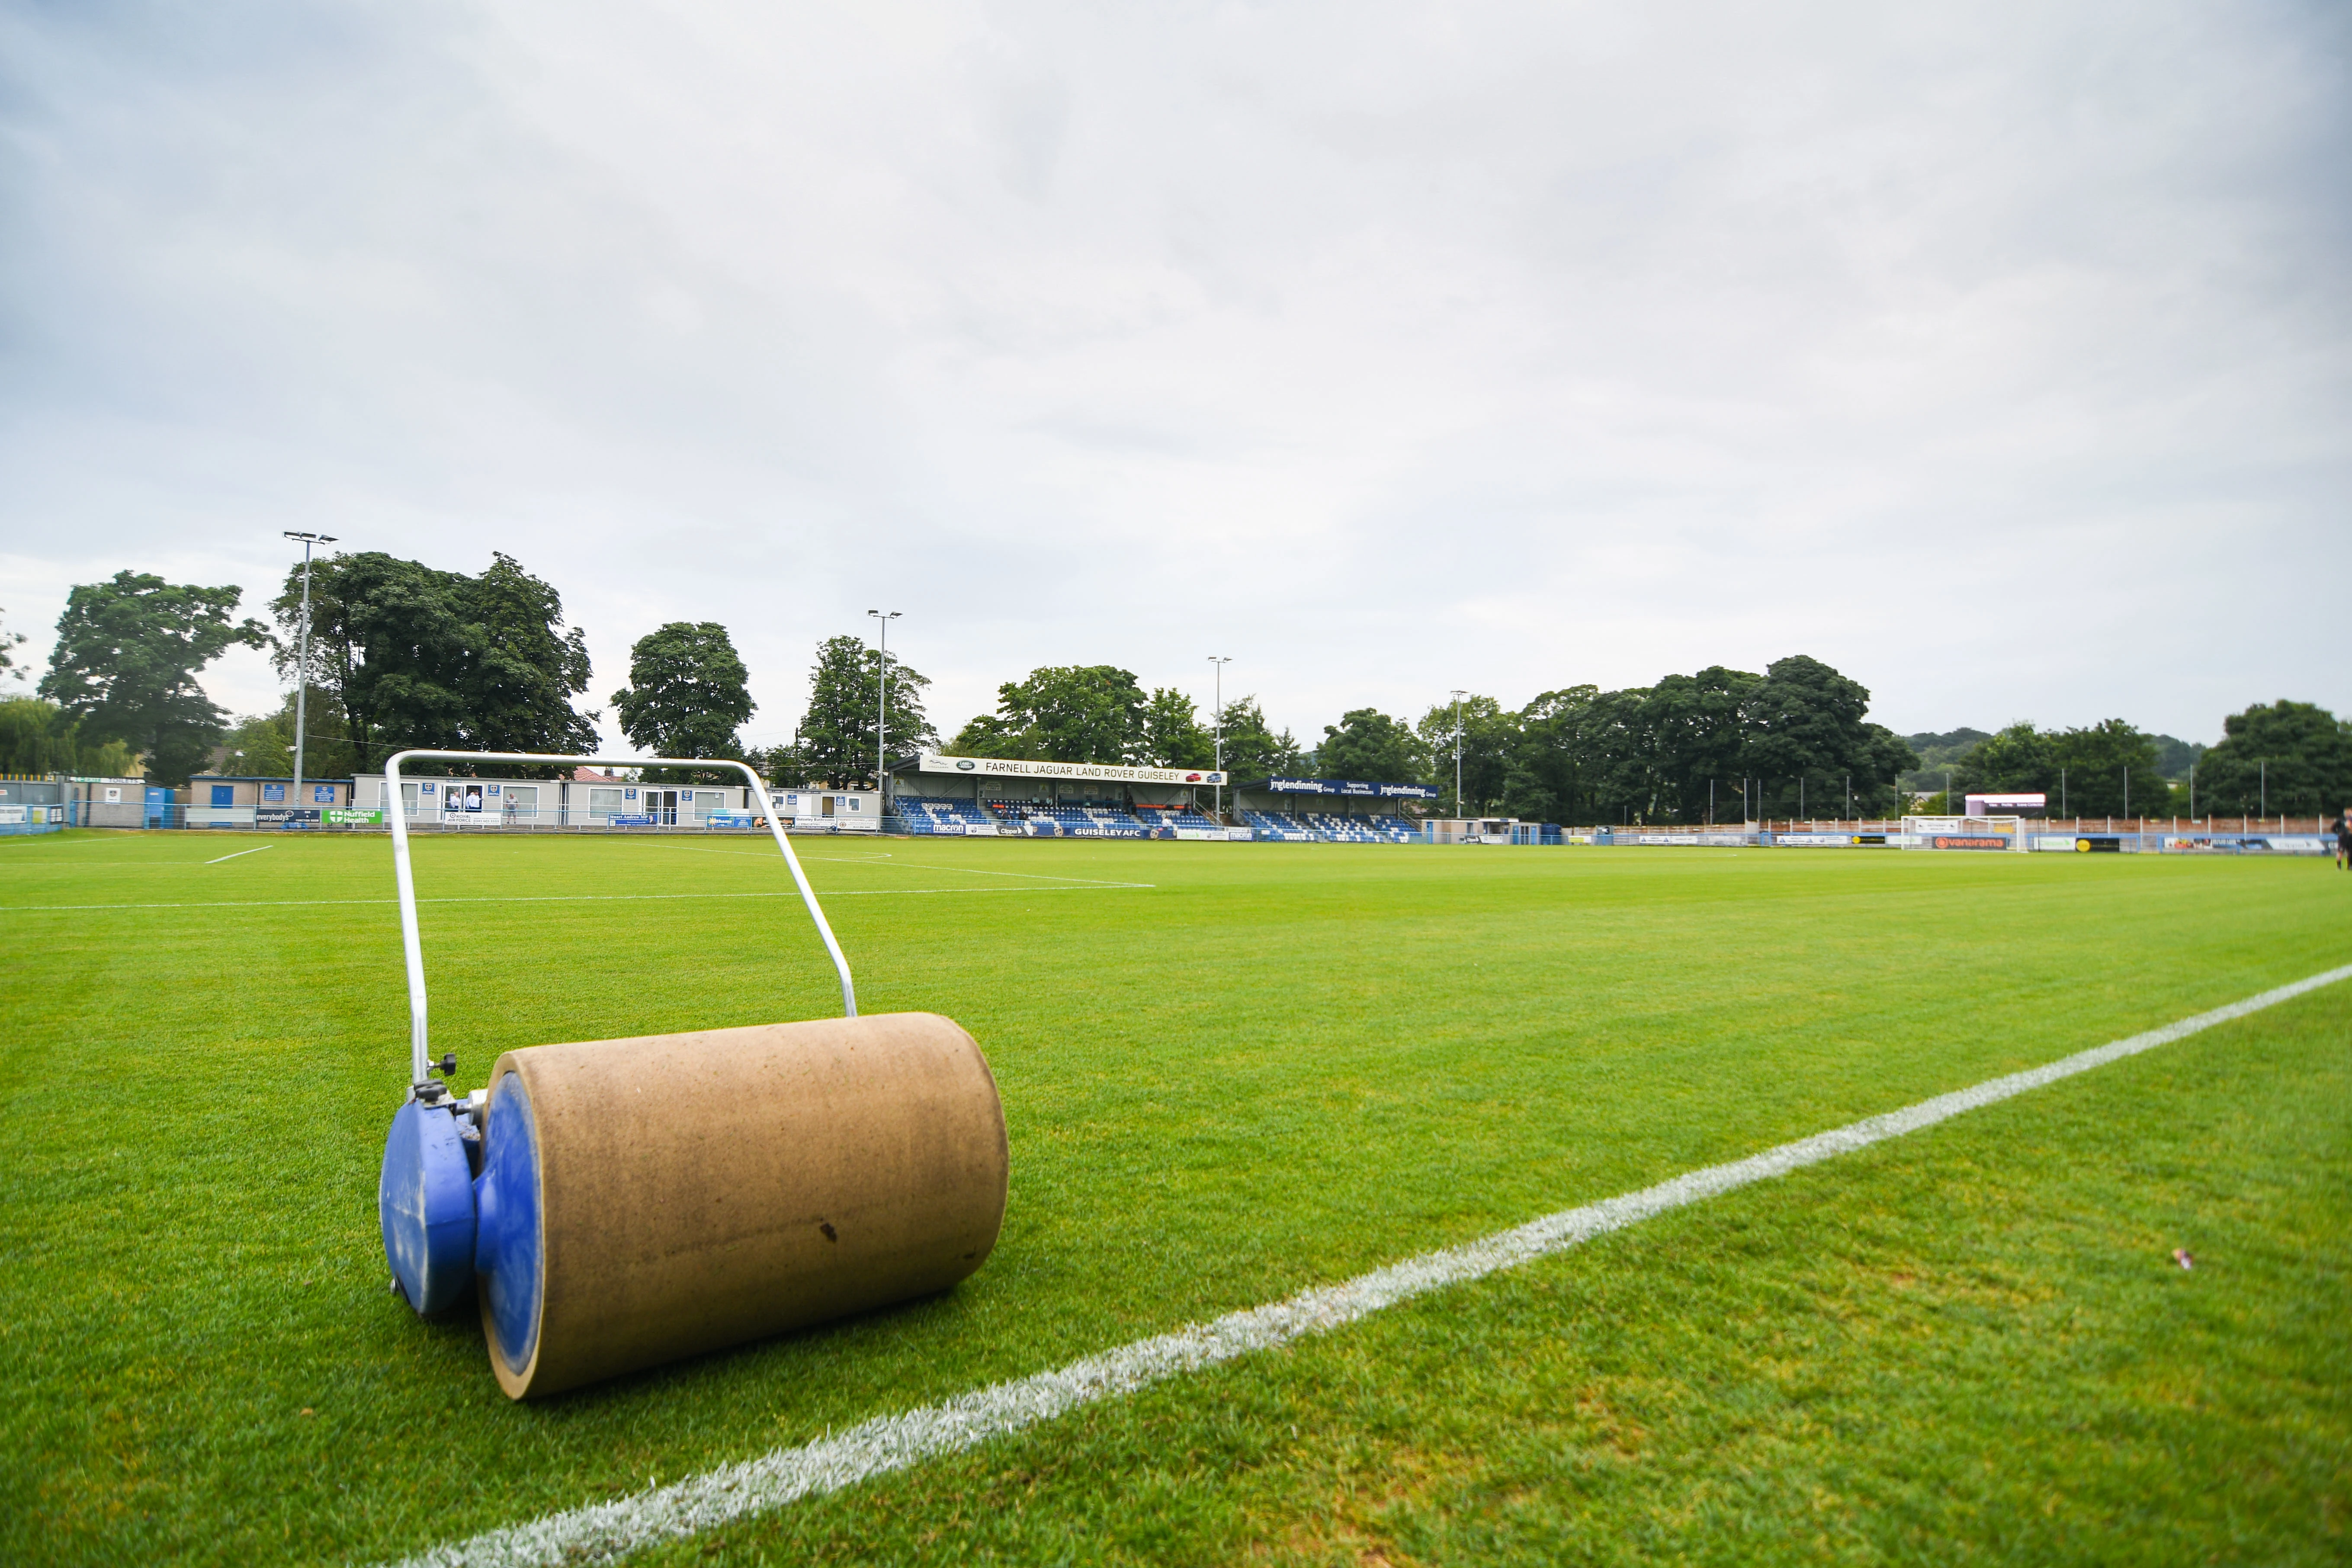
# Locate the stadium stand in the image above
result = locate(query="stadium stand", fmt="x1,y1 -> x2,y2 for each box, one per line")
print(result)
1303,812 -> 1419,843
895,796 -> 999,834
985,799 -> 1157,838
1244,809 -> 1420,843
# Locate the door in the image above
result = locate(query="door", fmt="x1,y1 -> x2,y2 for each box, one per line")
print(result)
653,789 -> 678,826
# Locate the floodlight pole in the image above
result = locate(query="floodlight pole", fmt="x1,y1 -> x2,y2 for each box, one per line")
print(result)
1207,656 -> 1231,819
1450,689 -> 1467,820
282,531 -> 336,827
868,610 -> 900,809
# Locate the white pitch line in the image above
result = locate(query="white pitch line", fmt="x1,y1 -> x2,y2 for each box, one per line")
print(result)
388,962 -> 2352,1568
204,844 -> 276,865
0,883 -> 1153,914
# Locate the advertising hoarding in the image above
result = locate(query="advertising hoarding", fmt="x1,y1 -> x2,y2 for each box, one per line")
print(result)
917,753 -> 1224,787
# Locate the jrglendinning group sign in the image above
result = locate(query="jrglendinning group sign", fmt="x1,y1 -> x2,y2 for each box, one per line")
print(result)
915,753 -> 1227,787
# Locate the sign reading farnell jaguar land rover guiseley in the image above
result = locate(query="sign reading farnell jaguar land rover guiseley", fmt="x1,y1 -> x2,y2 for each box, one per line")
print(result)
916,754 -> 1224,787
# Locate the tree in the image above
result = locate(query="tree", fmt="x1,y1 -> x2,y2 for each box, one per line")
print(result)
39,571 -> 267,785
951,665 -> 1146,764
1140,687 -> 1214,768
611,622 -> 755,781
2191,700 -> 2351,819
1501,686 -> 1598,822
268,551 -> 597,775
466,553 -> 599,761
1318,708 -> 1424,783
1414,695 -> 1515,814
800,634 -> 935,787
1741,654 -> 1908,817
0,698 -> 138,776
1214,696 -> 1305,783
1953,722 -> 2054,796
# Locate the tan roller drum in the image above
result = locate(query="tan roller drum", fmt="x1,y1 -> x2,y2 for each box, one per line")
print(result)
468,1011 -> 1007,1399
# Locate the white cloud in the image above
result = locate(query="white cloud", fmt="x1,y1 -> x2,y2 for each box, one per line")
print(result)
2,0 -> 2344,747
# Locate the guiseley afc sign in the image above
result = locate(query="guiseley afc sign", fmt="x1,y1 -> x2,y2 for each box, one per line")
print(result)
918,753 -> 1225,787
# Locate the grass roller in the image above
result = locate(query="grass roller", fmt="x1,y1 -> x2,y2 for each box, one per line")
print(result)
375,750 -> 1008,1398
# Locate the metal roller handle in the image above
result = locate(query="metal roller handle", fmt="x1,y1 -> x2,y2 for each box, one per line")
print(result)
384,750 -> 857,1086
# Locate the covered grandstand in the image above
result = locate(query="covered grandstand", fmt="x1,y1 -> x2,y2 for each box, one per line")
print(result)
1233,775 -> 1436,842
882,754 -> 1440,841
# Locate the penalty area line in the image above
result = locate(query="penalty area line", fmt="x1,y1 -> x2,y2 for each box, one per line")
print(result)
387,962 -> 2352,1568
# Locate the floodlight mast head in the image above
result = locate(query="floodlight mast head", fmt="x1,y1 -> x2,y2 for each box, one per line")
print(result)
383,749 -> 857,1088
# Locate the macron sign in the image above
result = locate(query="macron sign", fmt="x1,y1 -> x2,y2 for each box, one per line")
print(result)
916,753 -> 1226,787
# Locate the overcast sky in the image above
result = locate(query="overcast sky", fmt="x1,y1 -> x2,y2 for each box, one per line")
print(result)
3,1 -> 2346,753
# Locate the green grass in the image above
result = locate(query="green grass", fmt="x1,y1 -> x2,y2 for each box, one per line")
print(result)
1,830 -> 2346,1565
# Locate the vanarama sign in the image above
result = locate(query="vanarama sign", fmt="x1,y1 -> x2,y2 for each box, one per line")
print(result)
915,753 -> 1225,787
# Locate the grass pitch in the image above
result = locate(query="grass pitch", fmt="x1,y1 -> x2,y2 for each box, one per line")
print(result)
2,832 -> 2346,1565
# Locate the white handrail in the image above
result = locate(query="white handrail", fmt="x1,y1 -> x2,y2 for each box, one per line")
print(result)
384,750 -> 857,1085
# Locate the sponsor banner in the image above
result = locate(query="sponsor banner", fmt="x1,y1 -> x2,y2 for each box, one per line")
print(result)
918,753 -> 1223,787
2163,834 -> 2327,855
257,808 -> 323,827
1257,776 -> 1440,800
2030,834 -> 2080,852
0,806 -> 24,824
606,814 -> 655,827
1636,834 -> 1700,845
1931,834 -> 2011,851
323,808 -> 383,826
2073,837 -> 2122,853
1778,833 -> 1858,846
1174,826 -> 1229,840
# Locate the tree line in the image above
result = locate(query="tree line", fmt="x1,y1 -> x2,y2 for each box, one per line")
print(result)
7,559 -> 2348,821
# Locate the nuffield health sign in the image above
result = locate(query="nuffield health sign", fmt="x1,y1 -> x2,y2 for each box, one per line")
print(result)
917,753 -> 1225,787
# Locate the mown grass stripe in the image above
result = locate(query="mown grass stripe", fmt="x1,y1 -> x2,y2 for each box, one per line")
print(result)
0,885 -> 1156,913
388,962 -> 2352,1568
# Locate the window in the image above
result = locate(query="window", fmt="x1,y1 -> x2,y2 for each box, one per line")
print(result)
504,786 -> 539,813
589,788 -> 626,817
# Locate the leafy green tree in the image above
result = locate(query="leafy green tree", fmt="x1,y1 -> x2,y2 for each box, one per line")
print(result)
0,697 -> 138,776
268,551 -> 597,775
1742,654 -> 1910,817
2039,720 -> 2162,818
1141,687 -> 1214,768
611,622 -> 754,781
1501,686 -> 1598,822
1318,708 -> 1424,783
801,634 -> 935,787
1899,728 -> 1992,795
1213,695 -> 1305,783
39,571 -> 267,785
952,665 -> 1146,764
467,554 -> 598,761
2190,700 -> 2351,820
1952,722 -> 2053,796
1414,695 -> 1515,814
